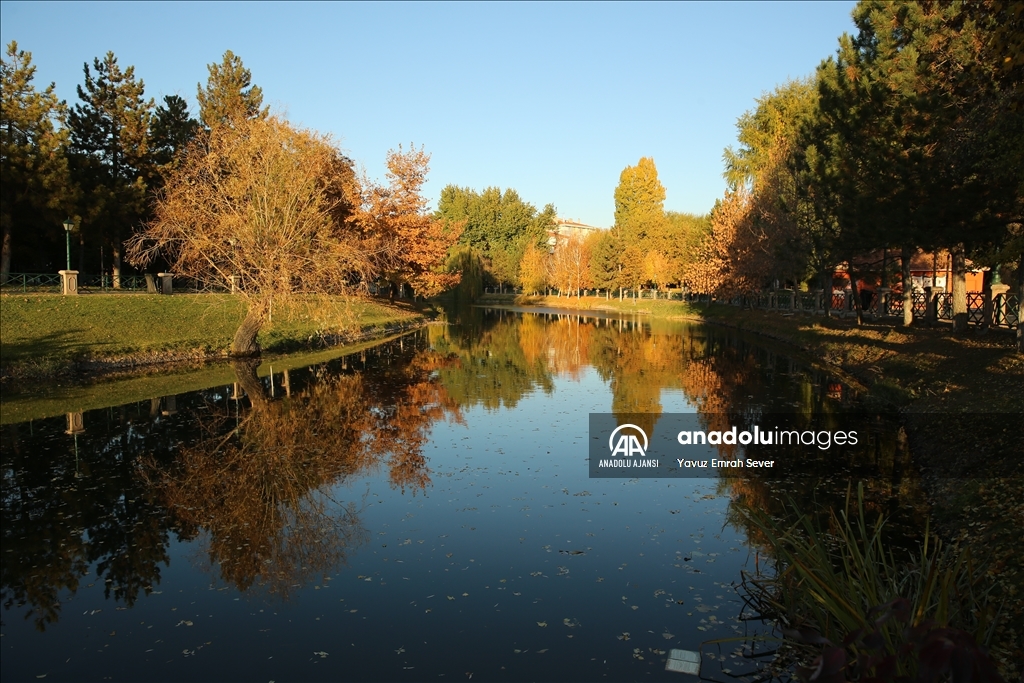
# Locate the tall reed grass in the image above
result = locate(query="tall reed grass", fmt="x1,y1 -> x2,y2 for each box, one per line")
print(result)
739,484 -> 1003,682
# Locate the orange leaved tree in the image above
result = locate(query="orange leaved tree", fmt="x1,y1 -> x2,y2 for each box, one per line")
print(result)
358,145 -> 461,299
127,114 -> 372,356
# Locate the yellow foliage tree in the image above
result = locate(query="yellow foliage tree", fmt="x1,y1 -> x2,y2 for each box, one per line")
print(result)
518,242 -> 549,294
127,114 -> 371,356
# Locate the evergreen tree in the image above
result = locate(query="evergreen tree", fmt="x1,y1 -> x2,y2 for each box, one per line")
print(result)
196,50 -> 267,130
0,41 -> 71,277
149,94 -> 199,170
68,51 -> 153,282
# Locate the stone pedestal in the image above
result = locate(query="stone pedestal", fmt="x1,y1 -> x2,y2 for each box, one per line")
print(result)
877,287 -> 891,316
65,411 -> 85,434
157,272 -> 173,295
59,270 -> 79,295
991,284 -> 1011,326
161,395 -> 178,416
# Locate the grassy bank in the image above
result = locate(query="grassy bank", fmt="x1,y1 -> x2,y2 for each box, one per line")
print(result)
0,292 -> 423,380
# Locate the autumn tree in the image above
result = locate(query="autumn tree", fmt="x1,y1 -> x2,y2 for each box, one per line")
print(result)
518,241 -> 549,294
686,190 -> 771,298
549,233 -> 592,297
358,146 -> 461,298
0,42 -> 70,279
196,50 -> 267,130
128,114 -> 371,356
68,51 -> 153,284
726,79 -> 826,290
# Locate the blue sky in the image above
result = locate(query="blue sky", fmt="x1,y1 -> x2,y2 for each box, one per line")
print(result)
1,1 -> 856,227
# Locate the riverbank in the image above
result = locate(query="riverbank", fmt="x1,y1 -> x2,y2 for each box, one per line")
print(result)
490,293 -> 1023,671
0,293 -> 425,381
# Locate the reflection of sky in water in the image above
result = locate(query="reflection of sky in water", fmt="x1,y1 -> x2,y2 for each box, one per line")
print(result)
1,320 -> 837,682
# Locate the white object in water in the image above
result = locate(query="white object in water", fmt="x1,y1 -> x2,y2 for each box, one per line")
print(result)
665,648 -> 701,674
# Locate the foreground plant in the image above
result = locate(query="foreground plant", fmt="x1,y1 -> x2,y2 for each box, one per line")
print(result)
740,484 -> 1004,682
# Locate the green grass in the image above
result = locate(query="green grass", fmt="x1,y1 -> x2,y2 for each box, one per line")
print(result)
0,292 -> 422,377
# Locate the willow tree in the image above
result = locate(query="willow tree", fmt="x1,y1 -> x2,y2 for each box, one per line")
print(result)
127,114 -> 371,356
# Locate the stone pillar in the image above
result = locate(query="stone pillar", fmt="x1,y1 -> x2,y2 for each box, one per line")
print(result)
157,272 -> 173,295
991,284 -> 1010,326
877,287 -> 891,316
65,411 -> 85,434
59,270 -> 79,295
815,289 -> 824,313
843,287 -> 853,316
230,275 -> 240,293
161,395 -> 178,416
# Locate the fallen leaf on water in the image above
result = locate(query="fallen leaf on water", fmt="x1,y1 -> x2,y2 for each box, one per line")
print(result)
537,621 -> 547,627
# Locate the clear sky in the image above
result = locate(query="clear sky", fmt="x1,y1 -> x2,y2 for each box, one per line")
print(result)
1,1 -> 857,227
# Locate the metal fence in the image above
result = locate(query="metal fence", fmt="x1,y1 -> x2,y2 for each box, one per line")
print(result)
1,273 -> 232,294
724,288 -> 1019,331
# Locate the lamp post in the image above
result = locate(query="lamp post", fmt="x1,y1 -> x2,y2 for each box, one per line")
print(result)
62,218 -> 74,271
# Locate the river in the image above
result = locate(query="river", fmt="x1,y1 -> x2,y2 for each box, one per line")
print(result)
0,306 -> 927,682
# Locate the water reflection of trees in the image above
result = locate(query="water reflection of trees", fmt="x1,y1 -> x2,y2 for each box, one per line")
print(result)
1,407 -> 191,630
1,334 -> 458,624
458,309 -> 930,547
149,343 -> 461,597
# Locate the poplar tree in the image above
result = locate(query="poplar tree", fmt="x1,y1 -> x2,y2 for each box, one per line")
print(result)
0,42 -> 70,278
613,157 -> 666,247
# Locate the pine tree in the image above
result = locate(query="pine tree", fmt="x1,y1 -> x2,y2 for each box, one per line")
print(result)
150,95 -> 199,170
0,41 -> 70,277
68,51 -> 153,283
197,50 -> 267,130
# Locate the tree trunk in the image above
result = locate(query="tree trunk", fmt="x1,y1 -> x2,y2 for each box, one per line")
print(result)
112,244 -> 122,289
231,306 -> 266,357
851,267 -> 864,326
901,246 -> 914,327
952,244 -> 967,332
0,222 -> 11,284
1017,251 -> 1023,354
821,269 -> 832,318
231,359 -> 268,409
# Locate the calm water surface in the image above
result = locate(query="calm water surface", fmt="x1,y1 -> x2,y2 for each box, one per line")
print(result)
1,307 -> 924,682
